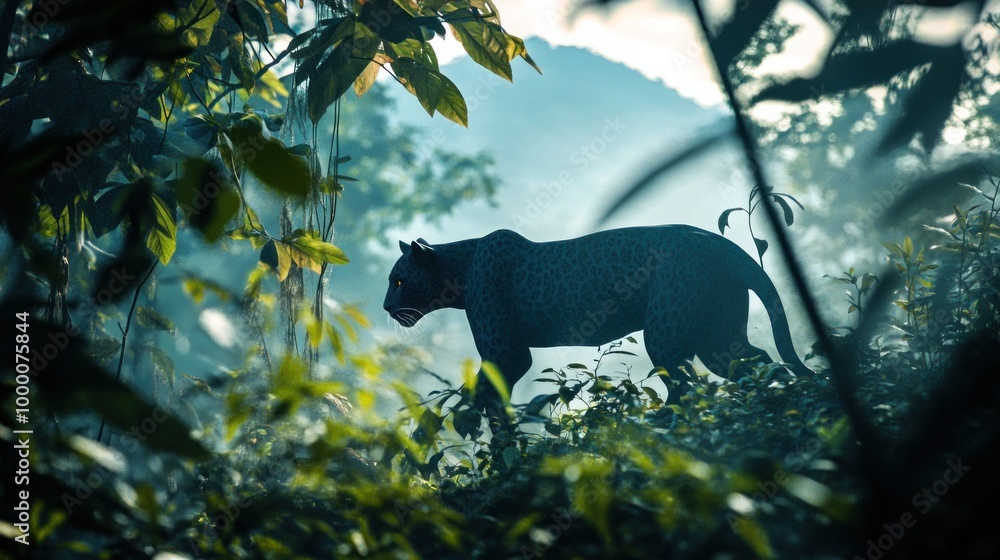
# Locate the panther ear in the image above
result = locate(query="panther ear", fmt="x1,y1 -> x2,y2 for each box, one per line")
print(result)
399,240 -> 409,253
410,240 -> 435,264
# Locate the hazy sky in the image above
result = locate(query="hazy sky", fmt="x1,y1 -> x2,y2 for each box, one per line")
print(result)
430,0 -> 832,108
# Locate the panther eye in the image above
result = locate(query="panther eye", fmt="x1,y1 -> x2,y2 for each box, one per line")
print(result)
396,280 -> 402,287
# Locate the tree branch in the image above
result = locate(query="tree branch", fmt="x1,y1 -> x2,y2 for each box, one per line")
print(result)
96,260 -> 158,443
691,0 -> 884,485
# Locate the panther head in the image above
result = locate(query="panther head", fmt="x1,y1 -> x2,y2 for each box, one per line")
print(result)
383,238 -> 440,327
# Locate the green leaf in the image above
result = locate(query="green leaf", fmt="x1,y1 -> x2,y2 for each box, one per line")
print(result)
395,59 -> 442,115
642,386 -> 663,404
413,407 -> 444,444
134,482 -> 161,529
718,207 -> 742,234
481,361 -> 511,411
558,383 -> 583,405
147,345 -> 176,391
776,192 -> 804,210
392,58 -> 469,126
244,139 -> 311,197
285,229 -> 350,269
325,322 -> 345,363
506,35 -> 542,74
274,242 -> 292,281
342,304 -> 372,328
861,272 -> 878,292
302,310 -> 323,348
67,435 -> 126,473
89,336 -> 122,363
385,38 -> 439,71
87,185 -> 126,238
181,275 -> 233,304
524,393 -> 559,416
754,237 -> 769,259
307,21 -> 380,123
174,1 -> 220,48
772,196 -> 795,227
449,16 -> 512,80
145,192 -> 176,265
38,204 -> 70,238
354,54 -> 388,97
174,159 -> 240,242
225,392 -> 250,441
229,35 -> 256,91
137,306 -> 175,334
453,407 -> 482,439
462,358 -> 478,395
881,242 -> 903,256
571,458 -> 614,545
293,16 -> 353,78
730,515 -> 776,560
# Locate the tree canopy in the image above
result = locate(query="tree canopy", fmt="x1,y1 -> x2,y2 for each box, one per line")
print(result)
2,1 -> 1000,559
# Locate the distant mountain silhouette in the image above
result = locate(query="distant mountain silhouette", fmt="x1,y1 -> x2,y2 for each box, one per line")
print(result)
386,37 -> 725,241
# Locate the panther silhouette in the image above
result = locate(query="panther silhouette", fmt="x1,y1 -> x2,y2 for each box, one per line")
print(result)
384,226 -> 813,408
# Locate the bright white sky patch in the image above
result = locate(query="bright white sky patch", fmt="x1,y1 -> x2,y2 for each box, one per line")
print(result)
432,0 -> 836,108
199,308 -> 237,349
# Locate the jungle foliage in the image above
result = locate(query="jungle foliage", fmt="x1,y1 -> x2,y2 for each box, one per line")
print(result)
1,0 -> 999,559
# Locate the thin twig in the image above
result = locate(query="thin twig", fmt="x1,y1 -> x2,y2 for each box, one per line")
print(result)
96,260 -> 158,443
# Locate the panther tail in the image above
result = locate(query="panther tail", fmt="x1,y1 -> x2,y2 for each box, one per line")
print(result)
743,259 -> 815,378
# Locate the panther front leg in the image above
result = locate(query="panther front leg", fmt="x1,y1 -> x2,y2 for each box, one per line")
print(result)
473,343 -> 532,428
471,339 -> 531,471
466,313 -> 532,431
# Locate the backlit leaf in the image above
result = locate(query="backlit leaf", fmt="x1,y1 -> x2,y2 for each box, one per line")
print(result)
137,306 -> 175,333
308,21 -> 379,122
244,139 -> 311,197
284,229 -> 350,272
392,57 -> 468,126
145,192 -> 176,265
448,15 -> 512,81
